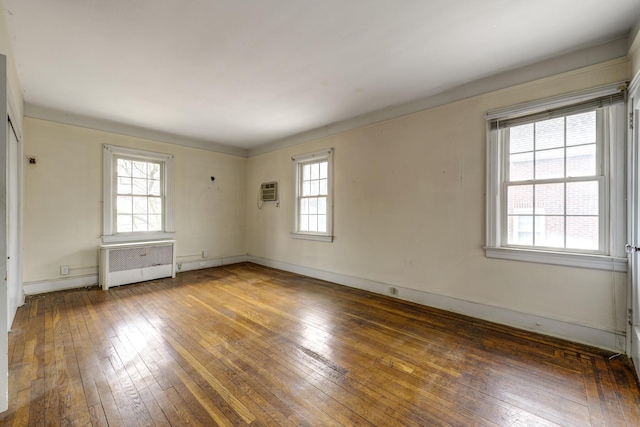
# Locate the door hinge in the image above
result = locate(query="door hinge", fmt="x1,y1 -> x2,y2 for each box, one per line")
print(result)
631,112 -> 635,130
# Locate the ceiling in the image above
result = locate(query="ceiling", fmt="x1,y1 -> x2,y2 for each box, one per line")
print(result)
4,0 -> 640,152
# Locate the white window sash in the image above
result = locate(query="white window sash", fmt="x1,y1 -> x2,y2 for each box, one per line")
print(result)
485,86 -> 626,271
103,144 -> 174,243
291,148 -> 334,242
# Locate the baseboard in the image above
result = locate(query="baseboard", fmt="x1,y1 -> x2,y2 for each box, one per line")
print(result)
177,255 -> 249,273
24,274 -> 99,295
247,255 -> 625,353
23,255 -> 250,295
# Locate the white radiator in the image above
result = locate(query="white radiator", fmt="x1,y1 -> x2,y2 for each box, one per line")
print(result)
99,240 -> 176,290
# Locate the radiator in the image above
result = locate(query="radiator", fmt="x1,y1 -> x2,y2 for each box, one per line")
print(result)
99,240 -> 177,290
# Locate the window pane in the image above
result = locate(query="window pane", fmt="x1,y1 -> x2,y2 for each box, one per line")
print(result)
148,163 -> 160,180
132,161 -> 147,178
303,164 -> 311,180
116,196 -> 132,214
318,215 -> 327,232
535,216 -> 564,248
319,178 -> 328,195
118,177 -> 132,194
318,197 -> 326,214
510,124 -> 533,154
311,163 -> 320,180
319,161 -> 328,179
509,152 -> 533,181
507,185 -> 533,215
535,183 -> 564,215
133,215 -> 148,232
308,215 -> 318,232
117,159 -> 132,177
566,216 -> 598,250
535,117 -> 564,150
117,215 -> 132,233
535,148 -> 564,179
148,215 -> 162,231
309,197 -> 318,214
300,215 -> 309,231
566,145 -> 596,177
148,197 -> 162,214
133,196 -> 147,214
508,215 -> 532,246
148,179 -> 161,196
133,178 -> 147,195
567,111 -> 596,146
310,180 -> 319,196
301,198 -> 308,214
566,181 -> 599,215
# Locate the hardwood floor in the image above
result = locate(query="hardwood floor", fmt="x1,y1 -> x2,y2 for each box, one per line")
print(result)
2,262 -> 640,426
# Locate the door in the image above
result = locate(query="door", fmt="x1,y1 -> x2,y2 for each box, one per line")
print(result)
628,82 -> 640,380
6,117 -> 21,329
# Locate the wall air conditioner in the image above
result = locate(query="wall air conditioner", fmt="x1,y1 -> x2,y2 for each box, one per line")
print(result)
260,181 -> 278,202
99,240 -> 176,290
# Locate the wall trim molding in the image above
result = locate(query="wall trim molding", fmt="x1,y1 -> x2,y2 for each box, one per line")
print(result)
24,107 -> 248,158
247,255 -> 625,353
23,255 -> 250,295
176,255 -> 249,272
24,274 -> 99,295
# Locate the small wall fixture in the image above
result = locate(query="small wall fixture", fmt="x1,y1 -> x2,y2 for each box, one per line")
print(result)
26,155 -> 37,165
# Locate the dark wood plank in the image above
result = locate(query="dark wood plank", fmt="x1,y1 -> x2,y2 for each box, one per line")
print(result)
1,262 -> 639,426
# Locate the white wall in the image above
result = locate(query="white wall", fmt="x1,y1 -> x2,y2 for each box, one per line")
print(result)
23,118 -> 246,287
247,58 -> 630,351
0,0 -> 22,131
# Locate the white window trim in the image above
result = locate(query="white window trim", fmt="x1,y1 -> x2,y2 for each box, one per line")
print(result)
102,144 -> 174,243
485,83 -> 627,272
291,148 -> 334,242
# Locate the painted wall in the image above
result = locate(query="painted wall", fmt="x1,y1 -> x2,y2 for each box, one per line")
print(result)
23,118 -> 247,284
247,58 -> 630,349
0,0 -> 22,130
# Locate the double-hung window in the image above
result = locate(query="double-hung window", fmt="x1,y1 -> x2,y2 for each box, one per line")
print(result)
485,84 -> 627,271
292,148 -> 334,242
102,145 -> 174,243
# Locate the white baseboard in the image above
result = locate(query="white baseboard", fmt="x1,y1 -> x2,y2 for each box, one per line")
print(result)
247,255 -> 625,353
23,255 -> 250,295
176,255 -> 248,273
24,274 -> 99,295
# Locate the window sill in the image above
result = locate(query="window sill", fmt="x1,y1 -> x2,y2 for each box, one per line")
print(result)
291,232 -> 333,243
484,246 -> 627,272
102,231 -> 175,244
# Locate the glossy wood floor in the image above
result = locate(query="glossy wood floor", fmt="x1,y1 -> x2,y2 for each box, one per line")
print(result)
2,263 -> 640,426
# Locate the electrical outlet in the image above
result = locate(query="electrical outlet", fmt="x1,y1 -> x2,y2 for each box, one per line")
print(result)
388,287 -> 397,295
202,250 -> 208,258
60,265 -> 69,275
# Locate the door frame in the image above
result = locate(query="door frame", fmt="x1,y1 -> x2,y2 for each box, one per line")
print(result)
627,74 -> 640,380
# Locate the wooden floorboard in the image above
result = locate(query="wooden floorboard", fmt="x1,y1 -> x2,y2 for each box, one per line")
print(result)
2,262 -> 640,426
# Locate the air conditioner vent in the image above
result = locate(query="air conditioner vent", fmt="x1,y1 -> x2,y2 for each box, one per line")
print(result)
261,181 -> 278,202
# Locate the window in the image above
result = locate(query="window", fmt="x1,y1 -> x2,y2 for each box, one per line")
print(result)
103,145 -> 174,243
486,84 -> 627,271
292,148 -> 334,242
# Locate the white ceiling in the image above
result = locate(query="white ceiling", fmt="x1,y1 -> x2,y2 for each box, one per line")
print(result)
4,0 -> 640,152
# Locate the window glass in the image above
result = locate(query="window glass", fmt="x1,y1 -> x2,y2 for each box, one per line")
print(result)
504,110 -> 600,252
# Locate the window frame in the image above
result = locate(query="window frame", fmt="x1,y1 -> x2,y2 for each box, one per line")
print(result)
291,148 -> 334,242
485,84 -> 627,272
103,144 -> 174,243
